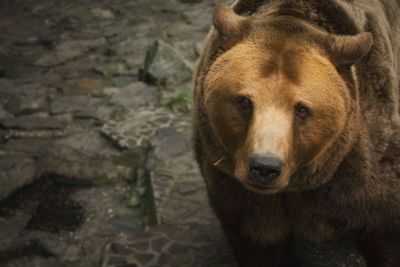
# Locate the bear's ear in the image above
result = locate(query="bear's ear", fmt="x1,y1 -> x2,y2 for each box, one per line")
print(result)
326,32 -> 373,66
212,4 -> 248,49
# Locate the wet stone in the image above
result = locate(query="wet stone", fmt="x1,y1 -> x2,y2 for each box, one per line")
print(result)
150,127 -> 188,160
108,255 -> 127,265
167,243 -> 192,255
0,54 -> 39,79
170,252 -> 195,266
91,8 -> 115,19
109,215 -> 144,235
135,252 -> 154,265
0,109 -> 11,119
54,131 -> 118,155
110,243 -> 134,256
110,76 -> 138,88
94,63 -> 131,77
142,40 -> 193,87
101,107 -> 175,149
129,241 -> 150,252
157,253 -> 171,265
0,138 -> 51,155
0,83 -> 51,99
22,72 -> 62,87
0,116 -> 65,130
69,78 -> 107,96
151,237 -> 168,252
177,181 -> 205,195
4,95 -> 48,115
105,82 -> 159,109
165,227 -> 193,243
0,79 -> 14,95
118,39 -> 150,71
115,264 -> 137,267
50,95 -> 101,116
36,38 -> 107,66
0,155 -> 37,200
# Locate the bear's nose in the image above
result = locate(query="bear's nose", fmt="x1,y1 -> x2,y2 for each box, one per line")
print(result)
249,154 -> 283,187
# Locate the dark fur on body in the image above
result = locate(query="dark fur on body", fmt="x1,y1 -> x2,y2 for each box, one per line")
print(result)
193,0 -> 400,266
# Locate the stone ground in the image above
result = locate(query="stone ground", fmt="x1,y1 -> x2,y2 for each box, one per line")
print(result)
0,0 -> 378,266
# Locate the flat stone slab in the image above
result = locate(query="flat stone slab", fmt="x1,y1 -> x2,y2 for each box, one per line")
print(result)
0,116 -> 66,130
101,107 -> 177,149
39,132 -> 136,181
102,223 -> 233,267
149,127 -> 188,160
4,95 -> 48,115
0,155 -> 38,200
35,38 -> 107,66
144,40 -> 194,86
104,82 -> 159,109
50,95 -> 103,118
0,138 -> 52,155
0,79 -> 14,95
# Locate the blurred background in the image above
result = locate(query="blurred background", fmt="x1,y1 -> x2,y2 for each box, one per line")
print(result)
0,0 -> 228,266
0,0 -> 397,267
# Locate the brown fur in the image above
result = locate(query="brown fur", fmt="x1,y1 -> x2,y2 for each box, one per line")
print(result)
193,0 -> 400,266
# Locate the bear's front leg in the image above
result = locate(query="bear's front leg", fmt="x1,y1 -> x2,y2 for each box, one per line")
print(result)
221,222 -> 297,267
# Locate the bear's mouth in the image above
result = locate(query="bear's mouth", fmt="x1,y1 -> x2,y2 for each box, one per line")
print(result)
242,180 -> 281,194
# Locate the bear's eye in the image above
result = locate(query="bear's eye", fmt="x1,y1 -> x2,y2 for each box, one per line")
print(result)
295,104 -> 310,120
237,96 -> 253,115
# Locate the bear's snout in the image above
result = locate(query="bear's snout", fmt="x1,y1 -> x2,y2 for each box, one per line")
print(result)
248,154 -> 283,188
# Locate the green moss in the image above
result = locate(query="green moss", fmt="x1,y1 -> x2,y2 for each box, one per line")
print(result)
161,90 -> 191,112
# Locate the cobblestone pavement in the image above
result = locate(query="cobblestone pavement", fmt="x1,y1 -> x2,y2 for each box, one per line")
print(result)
0,0 -> 370,266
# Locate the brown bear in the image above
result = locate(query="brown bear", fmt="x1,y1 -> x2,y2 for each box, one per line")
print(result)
193,0 -> 400,266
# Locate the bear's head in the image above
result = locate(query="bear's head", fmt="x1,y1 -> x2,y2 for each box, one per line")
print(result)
202,4 -> 373,194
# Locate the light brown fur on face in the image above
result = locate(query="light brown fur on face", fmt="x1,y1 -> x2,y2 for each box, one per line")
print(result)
193,0 -> 400,266
204,30 -> 349,193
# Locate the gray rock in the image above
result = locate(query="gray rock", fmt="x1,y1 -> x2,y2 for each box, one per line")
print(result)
117,39 -> 150,71
22,72 -> 63,87
0,83 -> 51,98
41,145 -> 132,182
54,131 -> 119,156
142,40 -> 193,87
50,95 -> 102,117
177,181 -> 205,195
116,38 -> 147,57
4,95 -> 48,115
36,38 -> 106,66
90,8 -> 115,19
0,116 -> 66,130
35,131 -> 138,181
0,108 -> 12,119
40,238 -> 84,262
0,155 -> 38,200
150,127 -> 188,160
105,82 -> 159,109
0,78 -> 14,95
94,63 -> 131,77
0,138 -> 52,155
101,107 -> 175,149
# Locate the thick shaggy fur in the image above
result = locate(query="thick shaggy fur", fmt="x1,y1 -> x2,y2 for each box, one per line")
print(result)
193,0 -> 400,266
